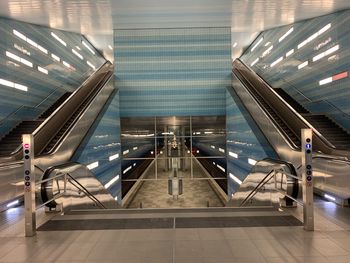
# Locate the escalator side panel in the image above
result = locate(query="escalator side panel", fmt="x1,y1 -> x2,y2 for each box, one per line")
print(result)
34,75 -> 115,172
230,72 -> 301,166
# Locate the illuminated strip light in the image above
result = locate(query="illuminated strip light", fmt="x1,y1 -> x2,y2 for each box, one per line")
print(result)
279,27 -> 294,42
270,57 -> 283,68
87,161 -> 99,170
133,147 -> 138,150
312,44 -> 339,62
229,173 -> 242,185
248,158 -> 257,165
217,164 -> 226,172
82,40 -> 95,55
87,61 -> 96,70
114,196 -> 118,201
0,78 -> 28,92
204,131 -> 213,134
13,30 -> 48,54
233,42 -> 237,48
250,58 -> 259,67
211,145 -> 215,149
324,193 -> 336,201
109,153 -> 119,161
6,51 -> 33,67
123,149 -> 129,155
51,54 -> 60,62
63,61 -> 71,68
6,200 -> 19,208
123,166 -> 132,174
298,23 -> 331,49
264,42 -> 271,47
75,46 -> 81,50
286,49 -> 294,57
72,49 -> 84,60
262,45 -> 273,57
104,175 -> 120,189
51,32 -> 67,47
219,148 -> 225,153
38,66 -> 48,74
133,163 -> 136,167
319,71 -> 348,86
251,37 -> 263,52
298,61 -> 308,70
108,45 -> 113,50
229,151 -> 238,158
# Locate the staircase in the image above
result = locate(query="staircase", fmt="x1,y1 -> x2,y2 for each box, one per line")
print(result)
273,88 -> 350,149
0,92 -> 72,156
0,120 -> 43,155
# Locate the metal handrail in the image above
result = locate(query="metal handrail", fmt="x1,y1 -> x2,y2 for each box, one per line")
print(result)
239,170 -> 275,206
36,172 -> 106,210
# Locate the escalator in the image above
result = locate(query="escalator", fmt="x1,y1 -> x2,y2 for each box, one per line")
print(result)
231,58 -> 350,204
0,61 -> 115,209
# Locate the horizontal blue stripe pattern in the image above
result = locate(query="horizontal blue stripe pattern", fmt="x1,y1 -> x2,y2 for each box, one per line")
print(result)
114,27 -> 231,117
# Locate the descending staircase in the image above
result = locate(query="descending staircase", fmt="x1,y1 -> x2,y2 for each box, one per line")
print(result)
0,92 -> 72,156
273,88 -> 350,149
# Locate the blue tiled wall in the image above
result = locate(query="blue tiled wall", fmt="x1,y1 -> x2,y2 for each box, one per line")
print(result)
226,78 -> 277,196
114,27 -> 231,117
72,86 -> 121,203
0,17 -> 106,137
240,9 -> 350,131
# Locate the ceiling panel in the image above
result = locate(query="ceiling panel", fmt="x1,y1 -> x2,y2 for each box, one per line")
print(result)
0,0 -> 349,60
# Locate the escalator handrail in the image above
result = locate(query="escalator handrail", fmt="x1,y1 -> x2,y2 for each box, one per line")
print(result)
231,70 -> 300,150
33,61 -> 112,155
234,59 -> 336,150
41,69 -> 114,155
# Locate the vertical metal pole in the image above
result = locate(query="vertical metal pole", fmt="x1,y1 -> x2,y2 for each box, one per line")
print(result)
23,134 -> 36,237
301,129 -> 314,231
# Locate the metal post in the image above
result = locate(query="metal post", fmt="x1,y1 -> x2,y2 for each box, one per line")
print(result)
301,129 -> 314,231
23,134 -> 36,237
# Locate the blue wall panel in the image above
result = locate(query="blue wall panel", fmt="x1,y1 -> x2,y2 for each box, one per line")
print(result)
240,9 -> 350,131
72,85 -> 121,202
226,77 -> 277,196
114,27 -> 231,117
0,17 -> 106,137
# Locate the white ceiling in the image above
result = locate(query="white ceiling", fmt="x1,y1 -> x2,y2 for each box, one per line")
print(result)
1,0 -> 350,61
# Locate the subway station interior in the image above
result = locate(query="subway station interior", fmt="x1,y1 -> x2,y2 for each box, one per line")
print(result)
1,0 -> 350,262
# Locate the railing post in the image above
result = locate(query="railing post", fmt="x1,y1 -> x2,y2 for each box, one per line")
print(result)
301,129 -> 314,231
23,134 -> 36,237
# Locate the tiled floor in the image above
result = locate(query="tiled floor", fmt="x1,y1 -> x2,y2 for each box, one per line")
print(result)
1,197 -> 350,263
127,156 -> 224,208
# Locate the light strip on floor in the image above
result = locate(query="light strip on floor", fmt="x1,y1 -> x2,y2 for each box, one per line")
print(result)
82,41 -> 95,55
279,27 -> 294,42
87,161 -> 99,170
104,175 -> 120,189
229,173 -> 242,185
109,153 -> 119,161
251,37 -> 263,52
6,200 -> 19,208
51,32 -> 67,47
